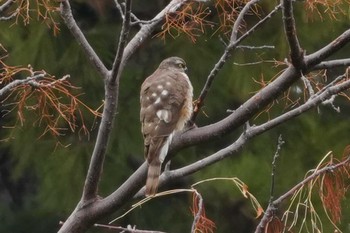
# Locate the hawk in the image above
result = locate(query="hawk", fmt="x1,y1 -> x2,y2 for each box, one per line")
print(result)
140,57 -> 193,196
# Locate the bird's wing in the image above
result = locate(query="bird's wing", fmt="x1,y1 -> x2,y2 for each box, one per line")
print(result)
140,71 -> 190,163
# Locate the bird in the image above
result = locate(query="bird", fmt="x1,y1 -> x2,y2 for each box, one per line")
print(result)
140,57 -> 193,196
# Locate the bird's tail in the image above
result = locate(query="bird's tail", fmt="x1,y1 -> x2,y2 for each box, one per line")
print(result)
145,160 -> 162,196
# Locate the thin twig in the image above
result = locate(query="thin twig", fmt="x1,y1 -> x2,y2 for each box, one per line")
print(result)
237,45 -> 275,50
301,74 -> 315,97
190,2 -> 282,123
94,223 -> 167,233
315,72 -> 347,97
114,0 -> 124,20
59,0 -> 108,78
191,190 -> 204,233
282,0 -> 304,69
269,135 -> 284,203
110,0 -> 131,84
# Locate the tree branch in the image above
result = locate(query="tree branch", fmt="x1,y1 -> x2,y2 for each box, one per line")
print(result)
269,135 -> 284,203
0,0 -> 14,14
162,75 -> 350,185
81,82 -> 118,202
59,0 -> 108,78
231,0 -> 261,42
312,58 -> 350,70
306,28 -> 350,68
282,0 -> 304,69
0,73 -> 46,99
93,223 -> 167,233
0,10 -> 16,21
110,0 -> 131,84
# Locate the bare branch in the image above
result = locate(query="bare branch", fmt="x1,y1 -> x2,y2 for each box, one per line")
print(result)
59,0 -> 108,78
269,135 -> 284,203
110,0 -> 131,84
306,28 -> 350,68
81,83 -> 118,202
312,58 -> 350,70
94,223 -> 167,233
231,0 -> 261,42
0,73 -> 45,99
165,74 -> 350,183
114,0 -> 124,20
191,190 -> 204,233
0,10 -> 16,21
254,156 -> 350,233
0,0 -> 14,14
237,45 -> 275,50
282,0 -> 304,69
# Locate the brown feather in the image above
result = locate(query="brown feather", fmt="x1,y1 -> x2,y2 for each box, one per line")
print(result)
145,158 -> 162,196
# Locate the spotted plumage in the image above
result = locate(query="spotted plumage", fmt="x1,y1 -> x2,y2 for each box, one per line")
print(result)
140,57 -> 193,196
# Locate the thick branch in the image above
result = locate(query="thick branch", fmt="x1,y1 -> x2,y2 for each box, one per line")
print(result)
59,0 -> 108,78
110,0 -> 131,84
282,0 -> 304,69
306,28 -> 350,68
312,58 -> 350,70
81,83 -> 118,202
93,163 -> 148,218
177,65 -> 299,152
165,77 -> 350,181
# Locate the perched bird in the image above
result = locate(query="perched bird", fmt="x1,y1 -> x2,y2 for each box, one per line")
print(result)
140,57 -> 193,196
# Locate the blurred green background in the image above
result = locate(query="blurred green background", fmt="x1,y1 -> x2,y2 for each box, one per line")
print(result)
0,0 -> 350,232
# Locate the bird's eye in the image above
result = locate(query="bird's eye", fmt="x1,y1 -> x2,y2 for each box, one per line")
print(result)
178,63 -> 185,68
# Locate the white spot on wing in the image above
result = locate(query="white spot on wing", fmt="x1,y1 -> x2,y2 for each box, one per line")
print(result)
161,90 -> 168,96
166,81 -> 171,86
156,110 -> 171,123
157,84 -> 163,89
155,97 -> 161,104
151,92 -> 157,97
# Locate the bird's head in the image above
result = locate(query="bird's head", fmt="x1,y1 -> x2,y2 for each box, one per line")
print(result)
158,57 -> 187,72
